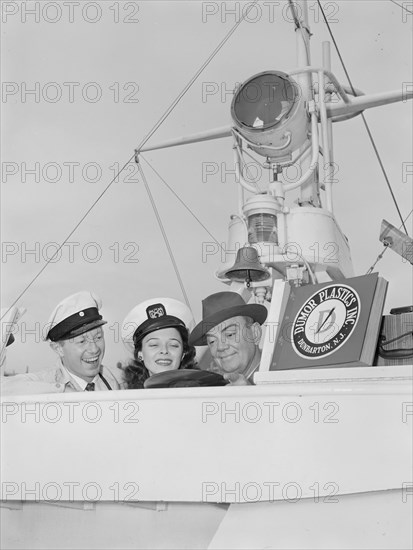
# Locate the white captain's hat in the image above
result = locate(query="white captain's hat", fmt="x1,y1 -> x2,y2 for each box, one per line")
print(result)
122,297 -> 195,355
45,291 -> 107,342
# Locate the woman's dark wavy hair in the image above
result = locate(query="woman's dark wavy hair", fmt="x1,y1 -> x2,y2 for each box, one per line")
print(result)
120,325 -> 197,389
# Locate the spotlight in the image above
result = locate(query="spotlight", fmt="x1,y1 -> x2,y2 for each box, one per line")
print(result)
231,71 -> 310,160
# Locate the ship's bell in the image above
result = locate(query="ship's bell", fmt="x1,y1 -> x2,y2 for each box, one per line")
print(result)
223,246 -> 270,287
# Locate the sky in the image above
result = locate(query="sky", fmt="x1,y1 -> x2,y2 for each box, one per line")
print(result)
1,0 -> 412,374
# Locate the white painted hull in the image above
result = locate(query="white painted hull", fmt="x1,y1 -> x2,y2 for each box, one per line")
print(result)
2,365 -> 412,548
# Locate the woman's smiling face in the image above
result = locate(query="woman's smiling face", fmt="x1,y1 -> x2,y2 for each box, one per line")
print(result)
140,327 -> 184,375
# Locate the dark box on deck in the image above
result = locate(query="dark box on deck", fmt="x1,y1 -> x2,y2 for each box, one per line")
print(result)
374,311 -> 413,366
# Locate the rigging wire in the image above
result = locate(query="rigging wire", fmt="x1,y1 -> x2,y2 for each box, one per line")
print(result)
0,154 -> 136,321
2,3 -> 260,320
287,0 -> 311,64
317,0 -> 409,236
402,209 -> 413,225
135,0 -> 260,153
287,0 -> 302,29
365,244 -> 390,275
136,156 -> 191,311
389,0 -> 413,15
140,155 -> 225,252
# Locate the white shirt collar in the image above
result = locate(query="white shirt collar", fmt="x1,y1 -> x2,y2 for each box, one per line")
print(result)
61,365 -> 99,390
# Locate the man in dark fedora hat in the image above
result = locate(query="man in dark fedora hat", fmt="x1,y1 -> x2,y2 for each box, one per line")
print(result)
189,291 -> 268,385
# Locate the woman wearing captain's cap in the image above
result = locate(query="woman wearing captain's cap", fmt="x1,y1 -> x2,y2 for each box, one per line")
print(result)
120,297 -> 198,389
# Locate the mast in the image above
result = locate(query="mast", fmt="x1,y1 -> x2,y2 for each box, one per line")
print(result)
134,0 -> 413,294
293,0 -> 318,207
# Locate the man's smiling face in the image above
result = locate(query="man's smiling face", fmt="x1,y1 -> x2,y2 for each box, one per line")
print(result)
206,316 -> 259,375
55,327 -> 105,382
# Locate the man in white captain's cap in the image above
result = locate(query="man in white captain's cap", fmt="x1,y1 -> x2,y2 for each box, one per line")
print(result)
1,291 -> 120,394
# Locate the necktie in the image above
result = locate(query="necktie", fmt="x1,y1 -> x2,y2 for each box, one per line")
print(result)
85,382 -> 95,391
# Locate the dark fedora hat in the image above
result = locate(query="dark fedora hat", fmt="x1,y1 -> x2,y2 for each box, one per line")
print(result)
144,368 -> 228,388
189,291 -> 267,346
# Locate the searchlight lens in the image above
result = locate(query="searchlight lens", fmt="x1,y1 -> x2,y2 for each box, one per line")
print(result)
232,72 -> 298,130
231,71 -> 309,160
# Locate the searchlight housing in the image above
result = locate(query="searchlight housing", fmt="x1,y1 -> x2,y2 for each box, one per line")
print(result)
231,71 -> 310,161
